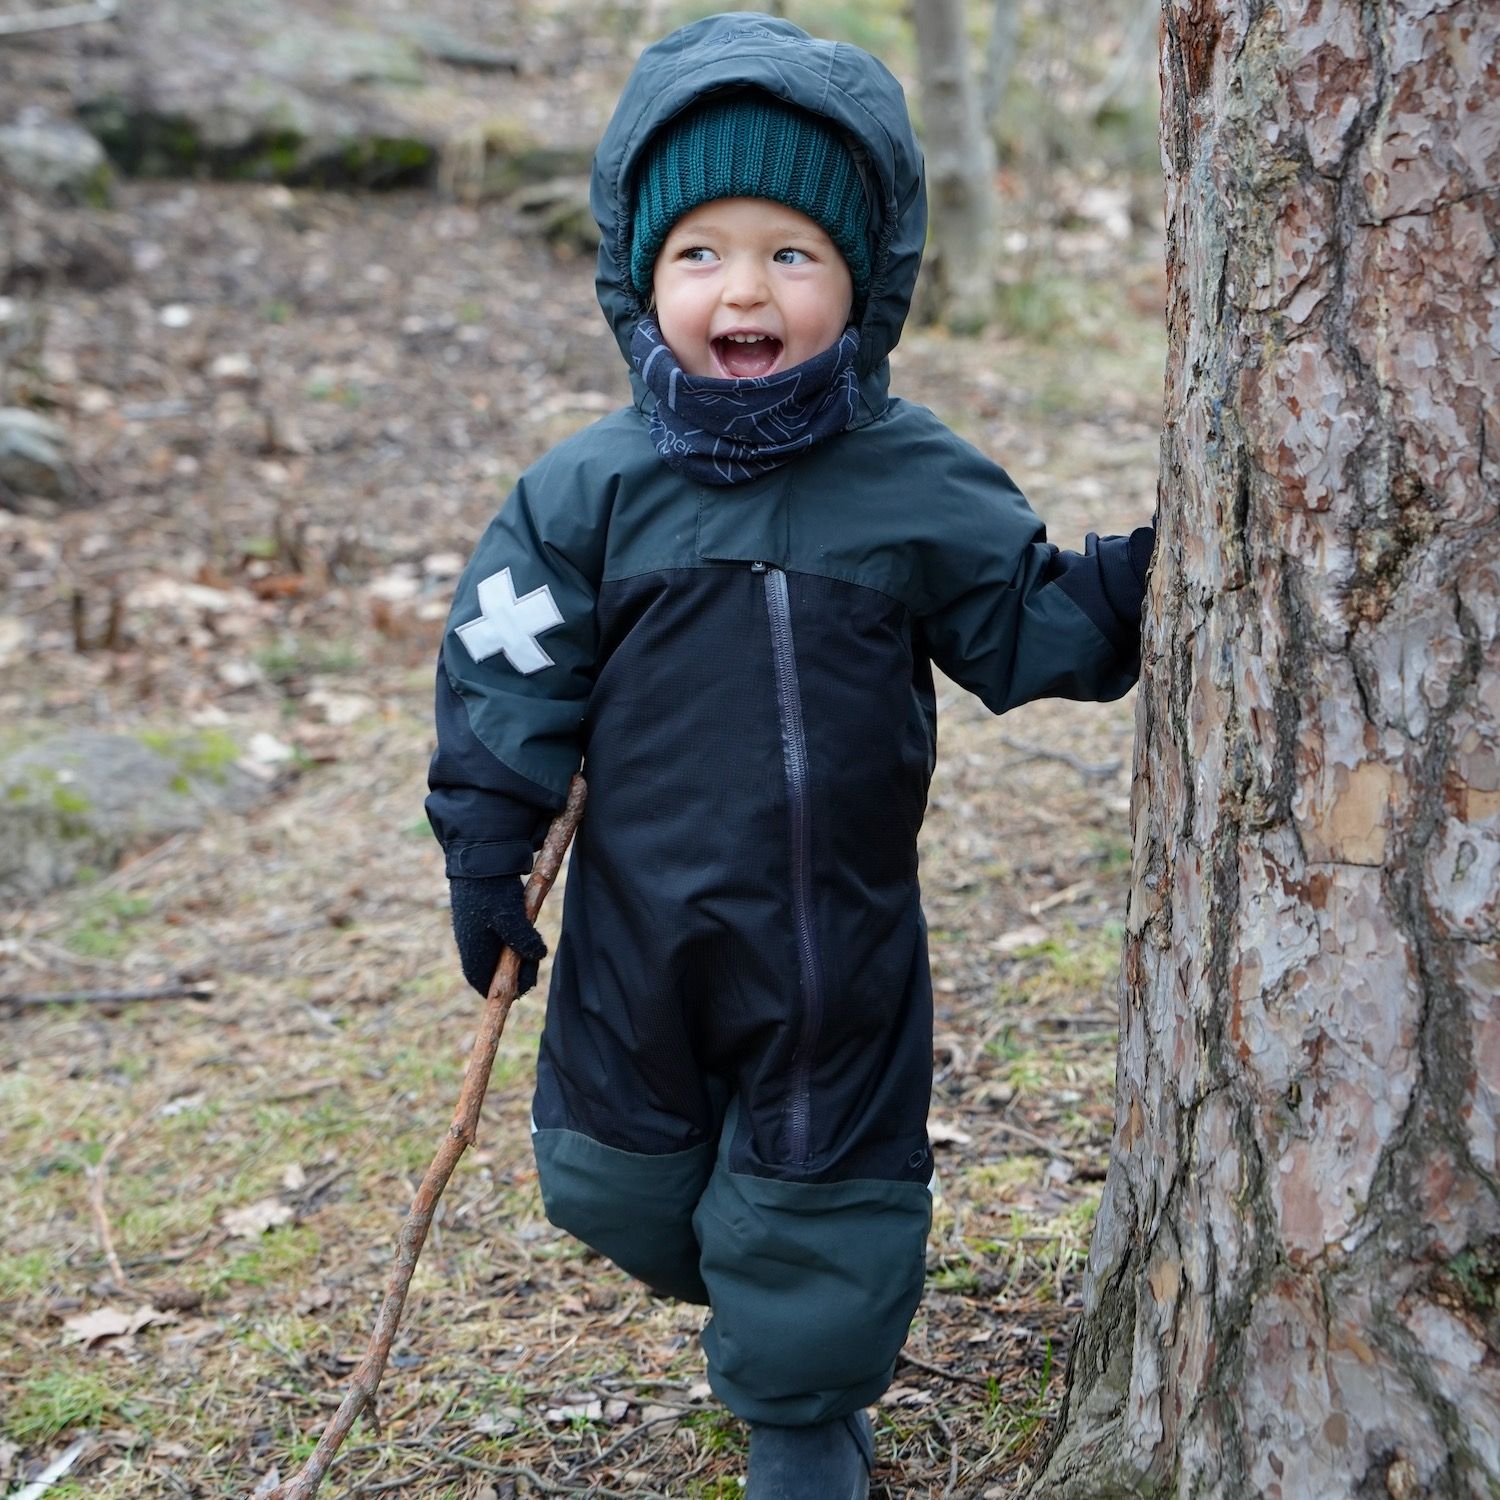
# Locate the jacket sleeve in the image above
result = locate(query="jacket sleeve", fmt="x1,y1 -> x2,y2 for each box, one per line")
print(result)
425,452 -> 609,877
920,453 -> 1154,714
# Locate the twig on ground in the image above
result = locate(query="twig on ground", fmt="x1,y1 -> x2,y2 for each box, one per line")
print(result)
0,0 -> 118,38
13,1436 -> 93,1500
570,1409 -> 694,1475
997,734 -> 1121,780
932,1407 -> 960,1500
1029,880 -> 1094,915
896,1350 -> 995,1389
403,1436 -> 661,1500
263,775 -> 586,1500
86,1126 -> 131,1289
989,1116 -> 1079,1166
1,980 -> 215,1011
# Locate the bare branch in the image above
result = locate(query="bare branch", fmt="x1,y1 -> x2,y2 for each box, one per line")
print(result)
0,0 -> 119,38
262,775 -> 587,1500
1,980 -> 215,1010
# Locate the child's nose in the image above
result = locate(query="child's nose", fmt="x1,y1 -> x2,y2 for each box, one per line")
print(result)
722,255 -> 768,307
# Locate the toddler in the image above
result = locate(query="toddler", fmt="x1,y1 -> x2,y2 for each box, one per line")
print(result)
428,15 -> 1153,1496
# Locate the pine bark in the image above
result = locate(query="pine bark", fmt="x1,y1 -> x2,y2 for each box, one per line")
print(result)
1030,2 -> 1500,1496
913,0 -> 999,331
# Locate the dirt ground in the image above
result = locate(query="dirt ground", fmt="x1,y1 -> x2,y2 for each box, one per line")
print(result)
1,13 -> 1166,1497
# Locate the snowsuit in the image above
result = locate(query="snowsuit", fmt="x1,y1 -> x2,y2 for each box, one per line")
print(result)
427,14 -> 1147,1429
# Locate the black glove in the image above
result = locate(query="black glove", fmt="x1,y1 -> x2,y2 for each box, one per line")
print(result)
1128,522 -> 1156,586
448,875 -> 548,997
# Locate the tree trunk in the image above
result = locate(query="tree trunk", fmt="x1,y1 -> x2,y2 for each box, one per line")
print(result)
1031,1 -> 1499,1496
982,0 -> 1020,140
912,0 -> 998,332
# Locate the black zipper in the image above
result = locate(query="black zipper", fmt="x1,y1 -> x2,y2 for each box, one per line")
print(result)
753,560 -> 823,1164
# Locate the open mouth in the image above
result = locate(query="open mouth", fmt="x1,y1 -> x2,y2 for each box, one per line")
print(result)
712,333 -> 784,379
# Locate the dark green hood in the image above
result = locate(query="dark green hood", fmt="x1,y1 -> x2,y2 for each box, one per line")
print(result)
591,13 -> 927,419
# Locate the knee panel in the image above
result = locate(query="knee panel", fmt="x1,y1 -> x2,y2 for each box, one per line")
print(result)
532,1126 -> 714,1304
694,1162 -> 933,1425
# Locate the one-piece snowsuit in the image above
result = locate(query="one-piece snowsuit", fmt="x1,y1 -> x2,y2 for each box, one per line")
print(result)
426,13 -> 1149,1428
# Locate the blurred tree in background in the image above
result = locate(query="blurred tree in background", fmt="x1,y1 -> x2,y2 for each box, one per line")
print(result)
626,0 -> 1164,336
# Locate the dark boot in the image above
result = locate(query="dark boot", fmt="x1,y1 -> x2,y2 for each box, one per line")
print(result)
746,1409 -> 873,1500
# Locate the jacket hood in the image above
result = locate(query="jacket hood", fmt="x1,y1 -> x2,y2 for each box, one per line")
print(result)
591,13 -> 926,418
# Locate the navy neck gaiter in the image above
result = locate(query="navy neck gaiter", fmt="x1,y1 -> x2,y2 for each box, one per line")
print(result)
630,316 -> 861,486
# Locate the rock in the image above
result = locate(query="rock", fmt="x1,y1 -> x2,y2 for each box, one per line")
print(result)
0,109 -> 113,204
255,24 -> 425,89
0,729 -> 273,903
66,2 -> 588,199
395,20 -> 520,73
0,407 -> 86,508
74,0 -> 440,189
508,177 -> 599,253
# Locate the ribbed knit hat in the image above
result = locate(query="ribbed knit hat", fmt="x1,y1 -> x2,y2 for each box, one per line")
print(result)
629,94 -> 872,305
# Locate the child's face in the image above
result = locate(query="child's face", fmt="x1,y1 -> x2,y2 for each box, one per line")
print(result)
651,197 -> 854,379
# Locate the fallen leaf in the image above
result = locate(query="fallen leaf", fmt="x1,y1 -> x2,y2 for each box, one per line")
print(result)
62,1304 -> 177,1348
250,1465 -> 280,1497
545,1399 -> 603,1425
221,1199 -> 294,1238
471,1409 -> 520,1437
295,1285 -> 333,1314
158,1093 -> 206,1118
61,1306 -> 133,1344
0,617 -> 27,667
879,1385 -> 934,1407
928,1119 -> 973,1147
989,924 -> 1049,955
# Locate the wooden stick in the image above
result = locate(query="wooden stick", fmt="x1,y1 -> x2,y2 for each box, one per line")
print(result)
996,734 -> 1121,780
263,775 -> 586,1500
0,0 -> 118,37
86,1127 -> 130,1289
1,981 -> 215,1010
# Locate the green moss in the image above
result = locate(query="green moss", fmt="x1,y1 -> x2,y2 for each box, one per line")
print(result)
1444,1244 -> 1499,1312
0,1248 -> 56,1297
137,727 -> 241,783
6,1367 -> 140,1445
204,1226 -> 323,1293
78,101 -> 206,177
64,891 -> 152,959
336,135 -> 435,189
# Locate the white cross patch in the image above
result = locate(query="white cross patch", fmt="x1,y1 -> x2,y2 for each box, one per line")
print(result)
454,566 -> 564,675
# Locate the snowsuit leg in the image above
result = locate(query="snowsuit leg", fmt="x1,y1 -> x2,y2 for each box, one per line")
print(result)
530,836 -> 935,1426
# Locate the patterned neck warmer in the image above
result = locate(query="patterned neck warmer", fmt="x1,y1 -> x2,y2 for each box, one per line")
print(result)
630,316 -> 861,485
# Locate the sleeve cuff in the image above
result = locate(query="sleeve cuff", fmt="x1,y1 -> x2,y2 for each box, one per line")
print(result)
444,839 -> 536,878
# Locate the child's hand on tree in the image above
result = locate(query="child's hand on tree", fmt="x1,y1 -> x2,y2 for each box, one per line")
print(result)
448,876 -> 548,996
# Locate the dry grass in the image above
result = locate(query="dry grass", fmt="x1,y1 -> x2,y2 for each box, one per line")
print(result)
1,683 -> 1143,1499
1,57 -> 1162,1488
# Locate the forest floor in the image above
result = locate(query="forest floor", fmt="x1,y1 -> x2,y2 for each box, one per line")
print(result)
1,19 -> 1166,1498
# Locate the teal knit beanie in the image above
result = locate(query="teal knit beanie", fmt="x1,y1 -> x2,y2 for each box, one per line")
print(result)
630,94 -> 872,305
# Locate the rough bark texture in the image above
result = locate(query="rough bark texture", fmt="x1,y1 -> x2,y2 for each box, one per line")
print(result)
913,0 -> 998,332
1031,2 -> 1499,1497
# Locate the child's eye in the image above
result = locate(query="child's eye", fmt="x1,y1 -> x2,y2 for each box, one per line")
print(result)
679,246 -> 718,263
773,248 -> 811,266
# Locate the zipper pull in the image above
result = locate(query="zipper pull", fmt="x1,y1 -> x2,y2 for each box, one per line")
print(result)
750,560 -> 767,573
